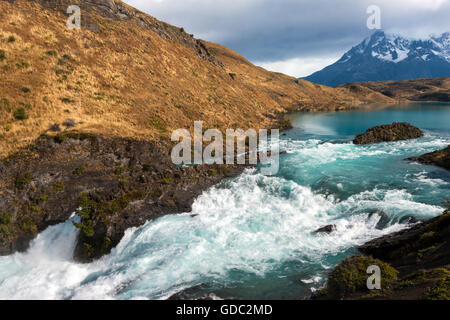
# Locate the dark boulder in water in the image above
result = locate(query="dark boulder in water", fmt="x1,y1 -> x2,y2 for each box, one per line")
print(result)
167,284 -> 220,300
314,224 -> 337,234
353,122 -> 423,145
406,145 -> 450,170
399,216 -> 420,225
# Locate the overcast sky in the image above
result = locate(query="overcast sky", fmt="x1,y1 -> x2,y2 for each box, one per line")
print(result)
123,0 -> 450,77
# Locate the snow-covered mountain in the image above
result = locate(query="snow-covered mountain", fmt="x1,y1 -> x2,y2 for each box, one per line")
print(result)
304,31 -> 450,87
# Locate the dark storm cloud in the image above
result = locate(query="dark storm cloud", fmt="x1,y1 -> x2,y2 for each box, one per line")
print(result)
123,0 -> 450,75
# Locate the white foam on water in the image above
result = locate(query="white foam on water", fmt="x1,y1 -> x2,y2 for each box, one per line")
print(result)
407,171 -> 449,187
333,188 -> 443,219
0,132 -> 447,300
281,136 -> 449,167
1,167 -> 442,300
0,218 -> 97,300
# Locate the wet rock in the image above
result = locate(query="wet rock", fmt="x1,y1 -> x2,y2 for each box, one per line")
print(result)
367,210 -> 392,230
406,145 -> 450,170
358,211 -> 450,274
167,284 -> 212,300
353,122 -> 423,145
314,224 -> 337,234
399,215 -> 420,225
0,131 -> 244,262
314,210 -> 450,300
313,255 -> 398,300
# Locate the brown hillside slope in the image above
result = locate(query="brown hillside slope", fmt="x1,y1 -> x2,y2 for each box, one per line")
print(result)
0,0 -> 393,156
341,78 -> 450,102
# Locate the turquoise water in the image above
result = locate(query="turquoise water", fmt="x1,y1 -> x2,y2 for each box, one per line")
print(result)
0,103 -> 449,300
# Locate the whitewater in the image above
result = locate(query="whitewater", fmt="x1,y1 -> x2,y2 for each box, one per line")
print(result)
0,103 -> 449,300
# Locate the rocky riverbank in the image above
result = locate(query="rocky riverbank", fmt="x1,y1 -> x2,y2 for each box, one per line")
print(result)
0,132 -> 244,262
2,0 -> 450,300
407,146 -> 450,170
314,209 -> 450,300
314,123 -> 449,300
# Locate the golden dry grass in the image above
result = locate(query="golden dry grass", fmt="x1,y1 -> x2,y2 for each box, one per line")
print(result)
0,0 -> 393,156
344,78 -> 450,100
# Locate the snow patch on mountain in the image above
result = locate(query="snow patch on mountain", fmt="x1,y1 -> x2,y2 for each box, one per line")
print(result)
431,32 -> 450,62
372,48 -> 410,63
304,30 -> 450,87
343,31 -> 450,64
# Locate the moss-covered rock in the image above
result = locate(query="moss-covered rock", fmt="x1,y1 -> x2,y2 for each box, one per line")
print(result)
423,270 -> 450,300
315,210 -> 450,300
359,210 -> 450,273
316,255 -> 398,299
353,122 -> 423,145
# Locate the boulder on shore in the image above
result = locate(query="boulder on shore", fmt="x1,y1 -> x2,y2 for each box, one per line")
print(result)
406,145 -> 450,170
314,210 -> 450,300
353,122 -> 423,145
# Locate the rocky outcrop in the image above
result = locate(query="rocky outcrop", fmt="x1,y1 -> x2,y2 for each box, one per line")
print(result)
314,225 -> 337,234
32,0 -> 222,66
406,146 -> 450,170
0,131 -> 244,262
353,122 -> 423,145
313,255 -> 399,300
167,284 -> 219,300
359,212 -> 450,274
315,210 -> 450,300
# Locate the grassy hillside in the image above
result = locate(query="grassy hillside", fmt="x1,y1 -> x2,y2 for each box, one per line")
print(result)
0,0 -> 394,156
341,78 -> 450,102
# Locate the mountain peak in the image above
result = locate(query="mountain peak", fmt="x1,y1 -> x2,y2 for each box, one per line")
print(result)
371,30 -> 386,38
304,31 -> 450,86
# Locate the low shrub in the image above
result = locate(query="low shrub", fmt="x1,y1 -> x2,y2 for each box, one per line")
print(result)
0,213 -> 12,225
13,107 -> 28,120
319,255 -> 398,299
45,50 -> 57,57
15,173 -> 32,189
